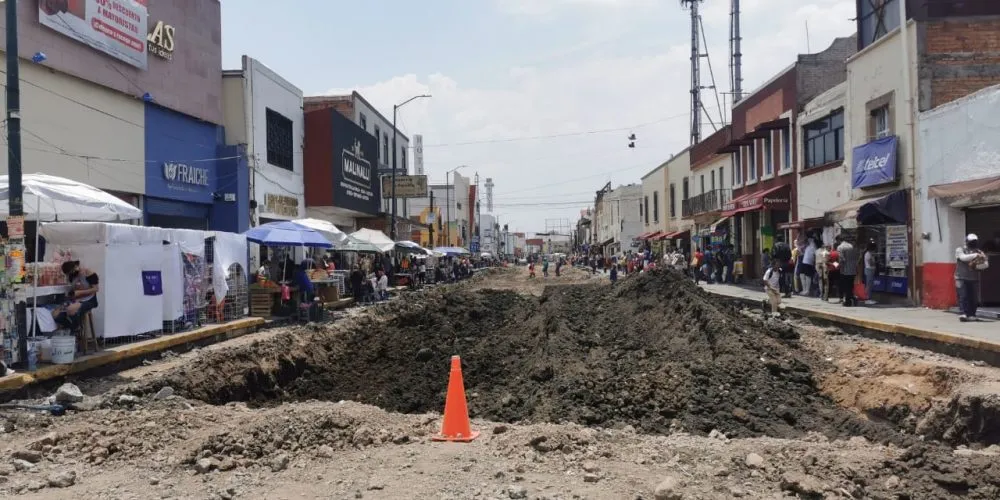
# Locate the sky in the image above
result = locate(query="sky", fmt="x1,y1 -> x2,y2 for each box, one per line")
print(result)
221,0 -> 856,234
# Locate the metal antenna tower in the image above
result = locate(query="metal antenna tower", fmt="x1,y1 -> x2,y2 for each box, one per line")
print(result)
485,177 -> 494,213
730,0 -> 743,102
681,0 -> 704,145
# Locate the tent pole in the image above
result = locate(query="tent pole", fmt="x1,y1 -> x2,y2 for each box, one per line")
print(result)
29,197 -> 40,338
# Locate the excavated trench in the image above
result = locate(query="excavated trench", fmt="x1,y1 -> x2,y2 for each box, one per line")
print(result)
135,270 -> 1000,448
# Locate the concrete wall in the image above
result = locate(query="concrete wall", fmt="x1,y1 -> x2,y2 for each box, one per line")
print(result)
797,82 -> 851,221
243,56 -> 304,221
220,74 -> 247,145
1,0 -> 223,124
0,60 -> 144,194
918,84 -> 1000,308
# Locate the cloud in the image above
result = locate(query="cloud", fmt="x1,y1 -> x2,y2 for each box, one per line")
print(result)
324,1 -> 856,232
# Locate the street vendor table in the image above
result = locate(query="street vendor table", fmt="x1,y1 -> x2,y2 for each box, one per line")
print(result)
312,278 -> 342,303
249,285 -> 281,317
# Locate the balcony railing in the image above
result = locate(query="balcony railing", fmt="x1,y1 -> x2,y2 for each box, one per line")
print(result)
682,189 -> 731,218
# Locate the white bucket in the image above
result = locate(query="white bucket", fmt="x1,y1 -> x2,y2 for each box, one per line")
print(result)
50,336 -> 76,365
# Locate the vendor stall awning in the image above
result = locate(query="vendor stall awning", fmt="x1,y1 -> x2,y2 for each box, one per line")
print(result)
661,229 -> 691,239
928,174 -> 1000,207
824,189 -> 907,225
722,184 -> 791,216
709,216 -> 731,234
637,231 -> 656,240
777,217 -> 825,230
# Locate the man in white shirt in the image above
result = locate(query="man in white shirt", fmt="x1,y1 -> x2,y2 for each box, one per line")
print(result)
801,238 -> 818,297
763,259 -> 782,316
376,270 -> 389,301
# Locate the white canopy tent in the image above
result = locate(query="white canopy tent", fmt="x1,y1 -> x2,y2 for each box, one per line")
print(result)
350,228 -> 395,253
0,174 -> 142,222
291,218 -> 349,246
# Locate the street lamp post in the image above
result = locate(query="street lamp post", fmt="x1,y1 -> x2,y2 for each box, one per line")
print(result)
390,94 -> 431,241
445,165 -> 469,246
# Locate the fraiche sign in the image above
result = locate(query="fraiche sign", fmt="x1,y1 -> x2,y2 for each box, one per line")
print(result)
40,0 -> 149,69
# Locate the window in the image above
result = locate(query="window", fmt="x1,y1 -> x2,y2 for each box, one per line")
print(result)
643,196 -> 649,225
682,178 -> 690,200
871,105 -> 890,139
265,108 -> 293,171
653,192 -> 659,223
718,167 -> 725,189
734,154 -> 742,185
763,135 -> 773,176
782,128 -> 791,171
383,133 -> 390,162
747,142 -> 757,181
374,126 -> 381,160
700,175 -> 705,194
401,147 -> 407,173
360,113 -> 368,131
804,110 -> 845,169
669,183 -> 676,218
711,170 -> 716,191
859,0 -> 900,50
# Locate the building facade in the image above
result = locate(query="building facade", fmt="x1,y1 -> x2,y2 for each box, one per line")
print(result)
222,56 -> 305,227
639,160 -> 668,248
0,0 -> 250,232
686,130 -> 733,254
594,184 -> 641,255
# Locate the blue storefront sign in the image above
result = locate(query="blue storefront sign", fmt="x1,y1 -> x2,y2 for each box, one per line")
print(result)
851,136 -> 898,189
145,103 -> 249,232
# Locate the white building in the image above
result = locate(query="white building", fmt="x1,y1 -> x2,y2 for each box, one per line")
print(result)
407,173 -> 470,247
479,213 -> 497,254
640,161 -> 669,236
796,81 -> 850,245
919,83 -> 1000,311
595,184 -> 642,255
222,56 -> 305,225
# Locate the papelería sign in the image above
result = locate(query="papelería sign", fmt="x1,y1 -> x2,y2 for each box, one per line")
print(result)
147,21 -> 175,60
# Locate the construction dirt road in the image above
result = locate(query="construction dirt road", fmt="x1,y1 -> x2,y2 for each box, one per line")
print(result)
1,266 -> 999,499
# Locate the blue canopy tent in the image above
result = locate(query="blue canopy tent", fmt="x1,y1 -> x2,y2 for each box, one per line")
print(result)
244,221 -> 333,248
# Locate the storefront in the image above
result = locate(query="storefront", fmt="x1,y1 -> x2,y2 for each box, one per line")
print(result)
144,103 -> 246,232
724,184 -> 792,279
827,136 -> 912,302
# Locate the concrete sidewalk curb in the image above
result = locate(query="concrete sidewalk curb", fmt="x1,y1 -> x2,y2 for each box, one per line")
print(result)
708,291 -> 1000,359
0,317 -> 266,393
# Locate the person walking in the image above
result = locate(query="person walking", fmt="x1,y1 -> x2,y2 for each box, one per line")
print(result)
691,247 -> 704,284
815,244 -> 830,301
863,242 -> 878,305
955,233 -> 990,322
801,237 -> 817,297
772,241 -> 793,298
836,235 -> 858,307
763,259 -> 782,317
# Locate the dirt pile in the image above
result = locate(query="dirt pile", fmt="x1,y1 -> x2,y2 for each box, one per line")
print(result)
136,269 -> 902,444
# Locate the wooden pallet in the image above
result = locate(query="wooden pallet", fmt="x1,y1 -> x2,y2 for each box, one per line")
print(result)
249,291 -> 273,317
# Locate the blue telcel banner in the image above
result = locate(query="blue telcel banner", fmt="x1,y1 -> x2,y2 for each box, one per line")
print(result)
851,135 -> 898,189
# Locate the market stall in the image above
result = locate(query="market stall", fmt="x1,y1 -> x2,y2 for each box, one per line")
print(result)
244,221 -> 333,318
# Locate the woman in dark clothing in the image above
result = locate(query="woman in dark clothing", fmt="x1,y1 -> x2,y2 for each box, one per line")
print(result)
54,260 -> 99,331
349,265 -> 365,301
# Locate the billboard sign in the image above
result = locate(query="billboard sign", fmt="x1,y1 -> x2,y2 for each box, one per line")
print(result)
852,136 -> 898,189
381,175 -> 428,198
331,111 -> 379,215
40,0 -> 149,70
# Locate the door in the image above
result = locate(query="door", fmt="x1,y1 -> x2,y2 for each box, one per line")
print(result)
966,206 -> 1000,305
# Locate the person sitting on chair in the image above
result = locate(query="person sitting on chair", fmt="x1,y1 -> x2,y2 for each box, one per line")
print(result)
53,260 -> 99,332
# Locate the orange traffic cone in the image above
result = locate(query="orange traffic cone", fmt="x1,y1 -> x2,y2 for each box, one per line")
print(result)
432,355 -> 480,442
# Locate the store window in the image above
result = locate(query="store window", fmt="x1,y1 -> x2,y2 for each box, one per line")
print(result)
383,133 -> 390,162
265,108 -> 293,171
669,183 -> 676,218
653,191 -> 659,223
734,154 -> 742,185
747,143 -> 757,181
643,196 -> 649,225
804,110 -> 845,169
718,166 -> 725,189
871,105 -> 891,139
700,175 -> 705,194
711,170 -> 716,191
360,113 -> 368,132
782,128 -> 791,171
763,135 -> 773,176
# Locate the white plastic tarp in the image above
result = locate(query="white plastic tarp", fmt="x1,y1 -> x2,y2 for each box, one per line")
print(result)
0,174 -> 143,221
161,229 -> 207,322
40,223 -> 169,338
292,218 -> 349,245
210,231 -> 248,303
350,228 -> 395,252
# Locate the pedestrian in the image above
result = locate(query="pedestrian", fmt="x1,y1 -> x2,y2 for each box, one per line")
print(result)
542,258 -> 550,278
836,235 -> 858,307
763,258 -> 782,316
955,233 -> 990,322
800,237 -> 817,297
772,241 -> 793,297
815,244 -> 830,301
863,241 -> 878,305
528,261 -> 536,279
828,245 -> 841,302
691,247 -> 704,284
610,263 -> 618,284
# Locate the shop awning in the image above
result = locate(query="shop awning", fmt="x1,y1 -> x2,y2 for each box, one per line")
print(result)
825,189 -> 908,225
777,217 -> 825,230
661,229 -> 691,239
928,173 -> 1000,207
721,184 -> 792,216
715,138 -> 754,154
709,216 -> 731,234
754,117 -> 790,131
637,231 -> 656,240
646,231 -> 665,240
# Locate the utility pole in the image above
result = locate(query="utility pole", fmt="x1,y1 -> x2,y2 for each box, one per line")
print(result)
428,190 -> 435,247
7,0 -> 23,218
730,0 -> 743,102
390,94 -> 430,241
682,0 -> 704,145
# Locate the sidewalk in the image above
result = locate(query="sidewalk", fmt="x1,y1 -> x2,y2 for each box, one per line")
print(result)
701,282 -> 1000,357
